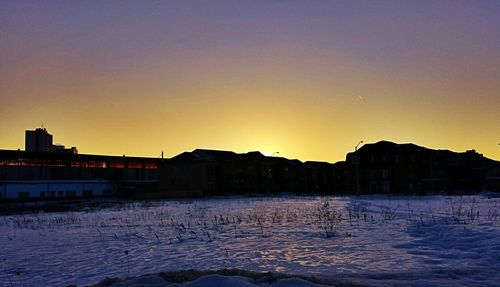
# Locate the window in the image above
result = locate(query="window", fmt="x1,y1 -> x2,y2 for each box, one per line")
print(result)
40,191 -> 46,198
381,181 -> 391,193
18,192 -> 30,199
58,190 -> 64,197
65,190 -> 76,197
369,182 -> 378,193
83,190 -> 93,197
207,167 -> 215,176
381,169 -> 389,179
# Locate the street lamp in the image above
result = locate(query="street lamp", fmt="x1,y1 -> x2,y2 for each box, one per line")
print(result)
354,141 -> 363,194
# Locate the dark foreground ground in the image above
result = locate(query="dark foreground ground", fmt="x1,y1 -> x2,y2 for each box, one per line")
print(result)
90,269 -> 363,287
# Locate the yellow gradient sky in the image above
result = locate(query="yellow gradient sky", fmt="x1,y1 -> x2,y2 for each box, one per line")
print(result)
1,1 -> 499,162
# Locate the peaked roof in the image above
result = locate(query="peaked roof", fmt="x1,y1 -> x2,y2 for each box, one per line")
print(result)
354,140 -> 430,154
193,149 -> 240,161
170,151 -> 205,162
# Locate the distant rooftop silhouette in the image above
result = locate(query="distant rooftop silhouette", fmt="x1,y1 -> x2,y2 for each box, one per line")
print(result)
25,127 -> 77,154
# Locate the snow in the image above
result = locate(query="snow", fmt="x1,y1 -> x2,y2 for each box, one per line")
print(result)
103,274 -> 327,287
174,275 -> 256,287
110,274 -> 169,287
1,195 -> 499,287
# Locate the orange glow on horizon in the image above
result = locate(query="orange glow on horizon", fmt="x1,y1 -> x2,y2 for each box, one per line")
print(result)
1,2 -> 499,163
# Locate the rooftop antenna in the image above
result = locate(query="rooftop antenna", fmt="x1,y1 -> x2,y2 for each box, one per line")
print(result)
355,140 -> 364,151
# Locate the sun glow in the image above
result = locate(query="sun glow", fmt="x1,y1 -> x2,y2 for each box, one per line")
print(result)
1,1 -> 499,162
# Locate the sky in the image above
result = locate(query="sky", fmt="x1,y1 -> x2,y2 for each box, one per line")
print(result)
1,0 -> 499,162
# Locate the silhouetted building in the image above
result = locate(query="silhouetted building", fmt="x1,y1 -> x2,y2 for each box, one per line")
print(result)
486,168 -> 500,192
158,149 -> 244,197
6,131 -> 500,201
0,149 -> 162,200
304,161 -> 344,194
25,128 -> 53,153
242,153 -> 305,194
25,127 -> 78,154
53,144 -> 78,154
158,149 -> 309,196
345,141 -> 500,194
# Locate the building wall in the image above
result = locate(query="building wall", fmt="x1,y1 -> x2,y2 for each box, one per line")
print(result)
346,142 -> 500,194
0,180 -> 117,200
25,129 -> 53,153
157,161 -> 209,197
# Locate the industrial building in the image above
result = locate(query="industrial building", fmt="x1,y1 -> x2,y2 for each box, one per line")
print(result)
0,149 -> 162,200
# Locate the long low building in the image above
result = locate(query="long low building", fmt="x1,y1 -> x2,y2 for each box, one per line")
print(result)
0,149 -> 163,200
0,179 -> 117,200
0,149 -> 161,181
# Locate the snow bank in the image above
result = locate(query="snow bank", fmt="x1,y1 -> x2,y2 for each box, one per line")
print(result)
174,275 -> 258,287
92,271 -> 333,287
106,274 -> 168,287
94,267 -> 500,287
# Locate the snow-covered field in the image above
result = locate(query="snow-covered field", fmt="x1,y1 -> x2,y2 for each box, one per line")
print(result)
1,194 -> 500,287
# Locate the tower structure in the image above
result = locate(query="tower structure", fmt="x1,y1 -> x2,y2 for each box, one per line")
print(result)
25,128 -> 53,153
